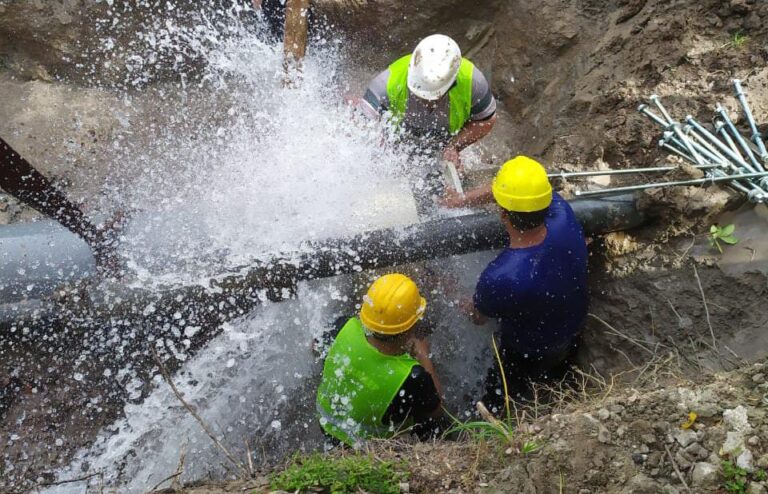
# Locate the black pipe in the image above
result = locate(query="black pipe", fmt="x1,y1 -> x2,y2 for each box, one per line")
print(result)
0,137 -> 118,272
2,193 -> 645,385
295,194 -> 644,280
89,194 -> 644,329
2,194 -> 644,325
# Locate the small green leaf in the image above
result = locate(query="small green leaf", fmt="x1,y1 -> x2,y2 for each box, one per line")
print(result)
710,225 -> 719,234
720,236 -> 739,245
720,224 -> 736,236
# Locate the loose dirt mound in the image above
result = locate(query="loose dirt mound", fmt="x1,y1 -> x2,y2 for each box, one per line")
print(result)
398,359 -> 768,493
162,358 -> 768,493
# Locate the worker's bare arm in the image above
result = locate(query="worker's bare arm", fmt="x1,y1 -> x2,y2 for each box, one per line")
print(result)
408,338 -> 444,399
455,114 -> 497,150
458,297 -> 488,325
440,183 -> 493,209
442,114 -> 497,169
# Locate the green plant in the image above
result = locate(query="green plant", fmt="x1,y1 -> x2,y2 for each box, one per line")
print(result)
722,459 -> 748,493
721,460 -> 747,494
521,440 -> 542,455
730,30 -> 750,49
445,411 -> 516,444
720,460 -> 768,493
445,336 -> 516,445
709,224 -> 738,253
269,453 -> 407,494
444,337 -> 543,455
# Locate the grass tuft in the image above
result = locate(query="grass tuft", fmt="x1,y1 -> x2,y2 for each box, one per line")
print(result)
730,30 -> 749,49
269,453 -> 407,494
721,459 -> 768,494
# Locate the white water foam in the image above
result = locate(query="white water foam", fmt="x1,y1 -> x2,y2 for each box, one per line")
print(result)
38,5 -> 496,492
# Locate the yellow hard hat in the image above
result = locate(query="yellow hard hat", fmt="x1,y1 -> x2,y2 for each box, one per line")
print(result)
491,156 -> 553,212
359,273 -> 427,335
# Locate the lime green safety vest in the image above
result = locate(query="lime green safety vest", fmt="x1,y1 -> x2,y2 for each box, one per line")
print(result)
316,317 -> 419,446
386,54 -> 475,135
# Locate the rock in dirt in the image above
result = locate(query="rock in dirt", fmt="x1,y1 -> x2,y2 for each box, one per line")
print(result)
673,429 -> 698,448
620,473 -> 660,494
691,462 -> 719,487
598,425 -> 611,443
685,442 -> 710,461
737,449 -> 755,472
747,483 -> 768,494
724,406 -> 753,433
723,431 -> 748,457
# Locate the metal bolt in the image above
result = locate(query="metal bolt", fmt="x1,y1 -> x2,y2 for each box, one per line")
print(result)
663,125 -> 729,168
649,94 -> 675,124
716,105 -> 765,172
682,125 -> 730,165
672,124 -> 706,166
659,139 -> 697,164
747,189 -> 766,203
733,79 -> 768,161
709,169 -> 757,197
708,121 -> 768,196
687,116 -> 749,169
714,121 -> 752,171
638,103 -> 670,128
684,122 -> 728,164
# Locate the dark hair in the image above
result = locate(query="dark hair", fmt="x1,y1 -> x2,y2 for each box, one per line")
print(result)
506,208 -> 548,231
369,330 -> 410,343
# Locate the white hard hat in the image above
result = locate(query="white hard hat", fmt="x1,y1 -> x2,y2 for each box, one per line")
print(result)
407,34 -> 462,101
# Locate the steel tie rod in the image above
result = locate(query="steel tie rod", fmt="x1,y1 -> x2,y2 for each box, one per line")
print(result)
716,104 -> 765,172
574,171 -> 768,198
733,79 -> 768,162
549,164 -> 721,179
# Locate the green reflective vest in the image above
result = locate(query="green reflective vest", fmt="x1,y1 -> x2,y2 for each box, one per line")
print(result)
386,54 -> 475,135
316,317 -> 419,446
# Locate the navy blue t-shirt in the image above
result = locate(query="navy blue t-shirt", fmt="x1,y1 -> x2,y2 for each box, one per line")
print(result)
473,193 -> 588,359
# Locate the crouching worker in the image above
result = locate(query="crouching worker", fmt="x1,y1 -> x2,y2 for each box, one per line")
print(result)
468,157 -> 589,408
316,274 -> 447,446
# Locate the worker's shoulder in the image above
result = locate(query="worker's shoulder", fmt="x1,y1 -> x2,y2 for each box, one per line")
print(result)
547,193 -> 580,227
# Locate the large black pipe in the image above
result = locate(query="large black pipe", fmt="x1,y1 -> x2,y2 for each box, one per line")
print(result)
0,137 -> 117,272
7,194 -> 643,327
297,194 -> 643,280
1,193 -> 645,379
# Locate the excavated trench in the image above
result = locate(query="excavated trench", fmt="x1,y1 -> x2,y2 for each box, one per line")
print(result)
1,0 -> 768,492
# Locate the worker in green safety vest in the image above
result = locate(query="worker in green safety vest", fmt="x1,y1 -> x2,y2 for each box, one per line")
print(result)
359,34 -> 497,175
316,273 -> 447,446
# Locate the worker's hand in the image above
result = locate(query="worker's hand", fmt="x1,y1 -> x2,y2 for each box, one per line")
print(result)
442,145 -> 463,172
439,187 -> 466,209
459,298 -> 487,325
458,298 -> 475,317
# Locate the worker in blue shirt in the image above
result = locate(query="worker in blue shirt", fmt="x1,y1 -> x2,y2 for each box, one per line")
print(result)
464,156 -> 589,409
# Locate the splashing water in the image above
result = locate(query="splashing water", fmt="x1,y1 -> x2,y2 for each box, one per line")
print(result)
7,4 -> 496,493
107,17 -> 421,286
